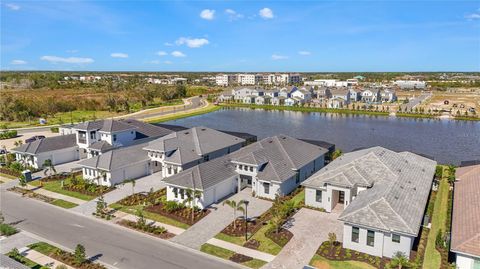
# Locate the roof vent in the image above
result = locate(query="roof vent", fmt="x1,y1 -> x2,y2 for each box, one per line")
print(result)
394,196 -> 399,199
201,128 -> 206,131
413,187 -> 417,191
400,185 -> 404,189
184,132 -> 189,135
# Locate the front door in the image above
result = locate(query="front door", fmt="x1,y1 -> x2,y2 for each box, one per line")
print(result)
239,174 -> 252,189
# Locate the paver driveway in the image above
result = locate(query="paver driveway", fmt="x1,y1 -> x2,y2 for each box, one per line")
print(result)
72,173 -> 165,215
263,208 -> 343,269
32,160 -> 83,179
171,188 -> 272,250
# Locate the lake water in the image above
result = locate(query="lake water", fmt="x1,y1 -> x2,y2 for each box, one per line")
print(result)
165,107 -> 480,165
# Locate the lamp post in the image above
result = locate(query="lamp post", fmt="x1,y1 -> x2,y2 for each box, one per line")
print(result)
244,200 -> 250,241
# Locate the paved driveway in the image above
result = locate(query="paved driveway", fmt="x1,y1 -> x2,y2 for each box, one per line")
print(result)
263,208 -> 343,269
32,160 -> 83,179
171,188 -> 272,250
72,172 -> 165,215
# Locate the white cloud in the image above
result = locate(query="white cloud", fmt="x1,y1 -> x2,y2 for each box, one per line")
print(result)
110,52 -> 128,58
259,8 -> 274,19
200,9 -> 215,20
298,51 -> 311,56
164,42 -> 174,46
465,12 -> 480,20
156,51 -> 168,56
11,59 -> 27,65
225,9 -> 244,21
171,51 -> 186,57
5,3 -> 20,10
40,56 -> 94,64
164,61 -> 173,64
271,54 -> 288,60
176,37 -> 209,48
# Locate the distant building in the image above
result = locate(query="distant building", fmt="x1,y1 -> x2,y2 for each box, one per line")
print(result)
393,80 -> 426,89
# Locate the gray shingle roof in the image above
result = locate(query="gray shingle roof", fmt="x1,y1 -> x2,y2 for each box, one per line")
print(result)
303,146 -> 437,236
11,134 -> 77,154
73,119 -> 137,133
78,139 -> 151,171
164,135 -> 328,190
0,254 -> 30,269
88,140 -> 113,152
143,127 -> 245,166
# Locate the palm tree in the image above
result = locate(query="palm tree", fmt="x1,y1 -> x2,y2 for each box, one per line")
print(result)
388,252 -> 410,269
222,199 -> 246,229
183,188 -> 202,223
123,179 -> 136,195
43,159 -> 56,177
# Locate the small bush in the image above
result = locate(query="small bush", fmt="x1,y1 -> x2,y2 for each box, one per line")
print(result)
0,130 -> 17,140
0,223 -> 18,236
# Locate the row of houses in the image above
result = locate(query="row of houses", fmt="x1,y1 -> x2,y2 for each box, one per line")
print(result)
216,73 -> 302,86
14,118 -> 477,267
218,86 -> 397,108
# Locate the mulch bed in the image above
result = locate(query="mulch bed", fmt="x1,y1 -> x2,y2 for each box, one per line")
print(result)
117,219 -> 175,240
0,168 -> 21,177
118,189 -> 166,206
8,187 -> 55,203
317,241 -> 390,268
243,239 -> 260,250
229,253 -> 253,263
265,228 -> 293,247
49,249 -> 106,269
222,211 -> 272,237
40,172 -> 81,182
63,184 -> 114,196
145,203 -> 210,225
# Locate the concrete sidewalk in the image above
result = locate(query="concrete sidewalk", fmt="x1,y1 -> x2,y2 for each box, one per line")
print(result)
20,248 -> 74,269
170,189 -> 272,250
0,232 -> 39,254
116,212 -> 185,236
207,238 -> 275,262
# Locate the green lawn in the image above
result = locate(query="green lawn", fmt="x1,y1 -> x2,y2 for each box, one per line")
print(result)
50,199 -> 78,209
109,203 -> 190,229
28,242 -> 57,256
0,173 -> 18,179
309,254 -> 376,269
200,243 -> 267,269
423,174 -> 450,269
215,222 -> 282,255
290,189 -> 305,207
29,179 -> 96,201
147,103 -> 220,123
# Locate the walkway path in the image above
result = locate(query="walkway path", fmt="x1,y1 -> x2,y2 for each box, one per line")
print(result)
263,208 -> 343,269
170,189 -> 272,250
0,232 -> 39,254
207,238 -> 276,262
25,185 -> 86,205
115,211 -> 185,236
72,173 -> 165,215
20,248 -> 74,269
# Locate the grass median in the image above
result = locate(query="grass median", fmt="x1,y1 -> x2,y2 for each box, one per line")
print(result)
309,254 -> 376,269
29,179 -> 96,201
200,243 -> 267,269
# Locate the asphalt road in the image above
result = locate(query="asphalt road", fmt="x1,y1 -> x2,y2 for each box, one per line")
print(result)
0,187 -> 240,269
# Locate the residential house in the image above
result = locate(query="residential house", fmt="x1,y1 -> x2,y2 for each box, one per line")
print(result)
264,90 -> 279,98
361,89 -> 381,103
12,134 -> 79,169
217,91 -> 234,102
349,88 -> 363,102
271,96 -> 286,106
302,147 -> 437,259
451,164 -> 480,269
291,89 -> 312,103
233,88 -> 264,101
163,135 -> 328,208
314,87 -> 332,100
380,89 -> 397,102
284,97 -> 297,106
143,127 -> 245,178
255,95 -> 271,105
78,140 -> 153,186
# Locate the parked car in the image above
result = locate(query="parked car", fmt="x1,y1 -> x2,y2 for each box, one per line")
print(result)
25,135 -> 46,143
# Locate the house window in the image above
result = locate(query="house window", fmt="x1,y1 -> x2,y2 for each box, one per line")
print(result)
173,168 -> 178,174
244,166 -> 248,171
249,166 -> 253,172
168,167 -> 172,174
180,189 -> 185,199
113,134 -> 117,142
392,234 -> 400,243
239,165 -> 243,170
352,227 -> 359,243
295,172 -> 300,184
90,131 -> 96,140
315,190 -> 322,203
173,188 -> 178,198
263,183 -> 270,194
102,173 -> 107,182
367,230 -> 375,247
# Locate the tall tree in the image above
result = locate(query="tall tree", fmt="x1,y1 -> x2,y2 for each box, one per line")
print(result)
43,159 -> 56,177
184,188 -> 203,223
222,199 -> 246,229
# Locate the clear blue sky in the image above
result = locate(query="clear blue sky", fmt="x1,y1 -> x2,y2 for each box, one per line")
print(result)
1,1 -> 479,72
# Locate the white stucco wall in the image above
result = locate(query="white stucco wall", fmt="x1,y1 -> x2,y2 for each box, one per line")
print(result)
16,147 -> 79,169
455,253 -> 480,269
305,187 -> 328,210
342,224 -> 414,258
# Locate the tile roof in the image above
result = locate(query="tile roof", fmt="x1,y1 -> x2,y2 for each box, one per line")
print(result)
78,139 -> 151,171
72,119 -> 137,133
164,135 -> 328,190
143,127 -> 245,166
88,140 -> 113,152
302,146 -> 437,236
11,134 -> 77,154
451,164 -> 480,257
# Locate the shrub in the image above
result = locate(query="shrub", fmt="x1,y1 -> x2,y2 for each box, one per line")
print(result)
436,229 -> 445,249
0,223 -> 19,236
163,201 -> 185,212
50,127 -> 59,133
0,130 -> 17,140
74,244 -> 86,265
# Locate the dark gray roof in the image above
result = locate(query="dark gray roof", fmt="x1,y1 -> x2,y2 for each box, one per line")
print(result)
120,119 -> 173,139
11,134 -> 77,154
73,119 -> 137,133
143,127 -> 245,166
230,135 -> 328,183
88,140 -> 113,152
303,146 -> 437,236
78,139 -> 151,171
164,135 -> 328,190
0,254 -> 30,269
